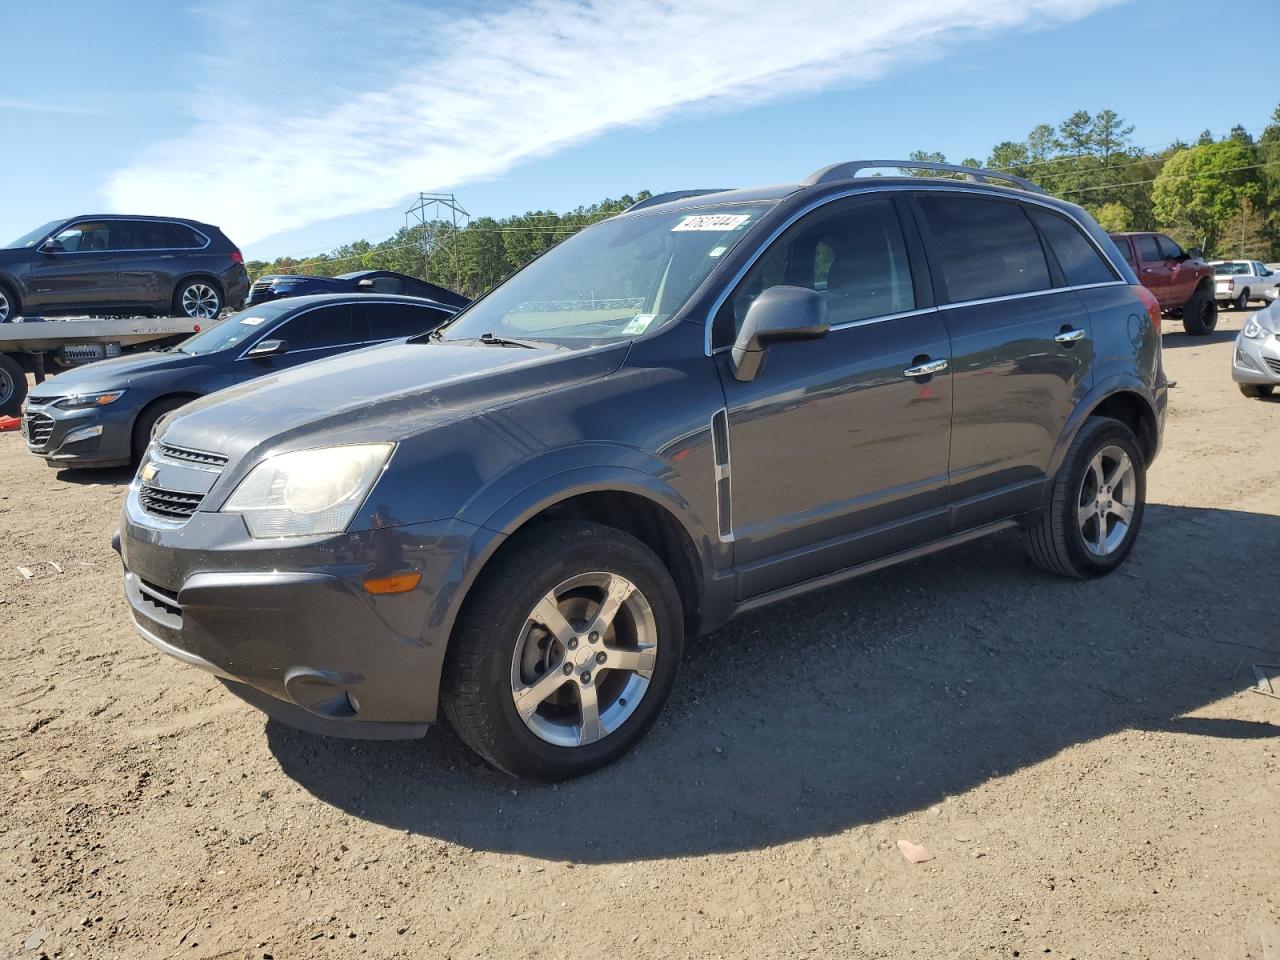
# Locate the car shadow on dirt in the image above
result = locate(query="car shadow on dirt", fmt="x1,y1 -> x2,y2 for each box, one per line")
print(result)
53,465 -> 135,485
1160,328 -> 1241,350
266,503 -> 1277,864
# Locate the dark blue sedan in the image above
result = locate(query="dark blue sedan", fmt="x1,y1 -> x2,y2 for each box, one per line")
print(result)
22,293 -> 460,468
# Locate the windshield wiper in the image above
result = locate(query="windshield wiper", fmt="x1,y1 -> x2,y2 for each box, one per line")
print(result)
476,332 -> 541,349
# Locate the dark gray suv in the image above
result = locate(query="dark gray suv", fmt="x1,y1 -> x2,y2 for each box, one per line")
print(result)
115,161 -> 1167,780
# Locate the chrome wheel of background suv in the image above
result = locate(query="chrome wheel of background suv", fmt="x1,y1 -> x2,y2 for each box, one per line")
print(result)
179,282 -> 221,319
510,572 -> 658,747
0,286 -> 12,322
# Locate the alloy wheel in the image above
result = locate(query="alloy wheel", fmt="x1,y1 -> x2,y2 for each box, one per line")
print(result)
0,366 -> 14,406
0,289 -> 10,323
509,572 -> 658,748
180,284 -> 220,319
1077,444 -> 1137,556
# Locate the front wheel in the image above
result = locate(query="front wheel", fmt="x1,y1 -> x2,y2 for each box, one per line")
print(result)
1239,383 -> 1275,399
442,521 -> 684,780
1181,290 -> 1218,335
173,279 -> 222,320
1024,417 -> 1146,579
0,353 -> 27,418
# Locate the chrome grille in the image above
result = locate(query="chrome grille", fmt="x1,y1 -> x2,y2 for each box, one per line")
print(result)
157,443 -> 229,469
139,484 -> 205,520
25,412 -> 54,447
1265,357 -> 1280,376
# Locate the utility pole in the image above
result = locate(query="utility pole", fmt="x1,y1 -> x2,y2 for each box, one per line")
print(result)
404,193 -> 469,290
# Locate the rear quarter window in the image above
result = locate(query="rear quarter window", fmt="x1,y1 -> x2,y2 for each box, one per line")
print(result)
917,194 -> 1051,302
1029,209 -> 1117,286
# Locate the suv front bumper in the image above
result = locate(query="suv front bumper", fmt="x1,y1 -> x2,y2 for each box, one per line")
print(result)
116,486 -> 493,736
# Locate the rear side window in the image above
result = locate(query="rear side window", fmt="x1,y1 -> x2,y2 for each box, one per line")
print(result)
723,196 -> 915,334
1134,235 -> 1162,262
164,223 -> 207,248
273,304 -> 356,351
917,194 -> 1050,302
1112,237 -> 1136,269
364,302 -> 450,340
1029,209 -> 1117,286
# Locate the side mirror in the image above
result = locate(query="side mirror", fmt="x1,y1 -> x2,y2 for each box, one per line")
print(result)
39,238 -> 65,254
731,285 -> 828,382
1187,247 -> 1203,260
245,338 -> 287,358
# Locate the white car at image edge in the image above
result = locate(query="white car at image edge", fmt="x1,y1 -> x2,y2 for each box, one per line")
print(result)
1212,260 -> 1280,310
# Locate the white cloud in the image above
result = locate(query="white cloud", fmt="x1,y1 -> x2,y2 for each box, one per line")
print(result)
107,0 -> 1118,243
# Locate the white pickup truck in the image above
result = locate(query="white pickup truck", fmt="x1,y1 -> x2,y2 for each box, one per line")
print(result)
1211,260 -> 1280,310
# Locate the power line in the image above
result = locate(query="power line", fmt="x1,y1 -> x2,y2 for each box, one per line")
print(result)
1059,160 -> 1280,196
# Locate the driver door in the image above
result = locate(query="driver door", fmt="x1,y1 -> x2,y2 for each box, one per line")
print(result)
710,195 -> 953,598
28,221 -> 121,312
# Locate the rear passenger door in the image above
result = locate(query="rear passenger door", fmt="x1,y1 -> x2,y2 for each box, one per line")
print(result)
712,194 -> 953,597
913,192 -> 1099,528
361,301 -> 453,344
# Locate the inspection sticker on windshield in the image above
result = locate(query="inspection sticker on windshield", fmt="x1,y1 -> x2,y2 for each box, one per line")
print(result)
623,314 -> 656,335
672,214 -> 751,232
239,315 -> 267,326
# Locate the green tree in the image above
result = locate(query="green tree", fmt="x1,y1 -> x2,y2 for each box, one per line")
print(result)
1152,142 -> 1263,251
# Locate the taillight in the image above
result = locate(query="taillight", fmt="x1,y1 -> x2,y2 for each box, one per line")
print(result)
1134,283 -> 1161,335
229,250 -> 244,265
1226,278 -> 1234,290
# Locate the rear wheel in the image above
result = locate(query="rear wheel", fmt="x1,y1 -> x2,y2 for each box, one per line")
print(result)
173,279 -> 222,320
1181,289 -> 1217,336
1024,417 -> 1146,579
442,521 -> 684,780
1234,289 -> 1250,311
1239,383 -> 1275,399
0,353 -> 27,418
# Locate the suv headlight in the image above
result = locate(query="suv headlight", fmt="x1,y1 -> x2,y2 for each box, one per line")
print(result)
55,390 -> 125,410
223,443 -> 394,538
1242,316 -> 1269,339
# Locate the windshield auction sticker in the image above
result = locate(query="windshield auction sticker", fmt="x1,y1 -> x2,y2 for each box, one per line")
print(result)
239,316 -> 267,326
672,214 -> 751,232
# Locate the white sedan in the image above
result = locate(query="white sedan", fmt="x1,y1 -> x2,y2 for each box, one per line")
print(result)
1212,260 -> 1280,310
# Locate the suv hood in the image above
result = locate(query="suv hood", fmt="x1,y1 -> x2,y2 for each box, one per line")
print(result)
160,340 -> 630,464
28,350 -> 193,398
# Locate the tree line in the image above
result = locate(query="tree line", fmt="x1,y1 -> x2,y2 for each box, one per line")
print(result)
247,104 -> 1280,295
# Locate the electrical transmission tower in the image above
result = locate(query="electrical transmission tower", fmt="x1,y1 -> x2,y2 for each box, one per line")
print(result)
404,193 -> 469,289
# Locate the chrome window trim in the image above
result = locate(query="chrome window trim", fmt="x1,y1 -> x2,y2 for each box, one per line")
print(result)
703,182 -> 1128,356
46,217 -> 212,254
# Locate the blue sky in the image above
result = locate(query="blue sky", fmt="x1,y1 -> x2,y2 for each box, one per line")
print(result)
3,0 -> 1275,263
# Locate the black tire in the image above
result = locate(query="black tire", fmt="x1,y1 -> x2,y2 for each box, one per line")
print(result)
1239,383 -> 1275,399
0,282 -> 18,324
0,353 -> 27,418
1181,289 -> 1217,335
1234,289 -> 1250,311
442,520 -> 684,780
172,278 -> 222,320
131,395 -> 194,463
1024,416 -> 1146,579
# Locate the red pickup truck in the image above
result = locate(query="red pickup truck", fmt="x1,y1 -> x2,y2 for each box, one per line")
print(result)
1109,232 -> 1217,335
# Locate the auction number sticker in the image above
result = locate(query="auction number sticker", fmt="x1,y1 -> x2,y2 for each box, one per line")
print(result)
672,214 -> 751,232
239,316 -> 267,326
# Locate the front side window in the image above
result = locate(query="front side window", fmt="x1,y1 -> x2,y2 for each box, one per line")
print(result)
718,196 -> 915,339
1134,235 -> 1162,263
1156,235 -> 1183,260
273,304 -> 356,351
365,302 -> 450,340
54,221 -> 111,253
1029,208 -> 1117,286
917,194 -> 1050,302
439,203 -> 772,346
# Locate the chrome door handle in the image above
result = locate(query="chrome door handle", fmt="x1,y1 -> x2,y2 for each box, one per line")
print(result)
903,358 -> 948,377
1054,328 -> 1087,344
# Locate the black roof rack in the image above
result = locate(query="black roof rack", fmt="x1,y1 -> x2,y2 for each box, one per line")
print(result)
802,160 -> 1047,195
624,189 -> 733,212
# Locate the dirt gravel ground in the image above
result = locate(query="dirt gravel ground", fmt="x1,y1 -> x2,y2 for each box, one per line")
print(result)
2,308 -> 1278,959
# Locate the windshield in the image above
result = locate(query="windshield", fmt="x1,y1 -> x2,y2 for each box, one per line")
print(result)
6,221 -> 62,249
438,204 -> 772,345
175,301 -> 291,355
